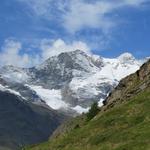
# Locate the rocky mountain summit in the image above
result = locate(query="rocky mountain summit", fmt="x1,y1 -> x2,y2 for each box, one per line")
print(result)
0,50 -> 143,114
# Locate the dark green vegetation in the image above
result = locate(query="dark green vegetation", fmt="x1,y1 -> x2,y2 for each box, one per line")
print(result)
86,101 -> 100,121
25,60 -> 150,150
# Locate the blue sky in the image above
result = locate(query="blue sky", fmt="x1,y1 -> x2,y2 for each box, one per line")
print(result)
0,0 -> 150,67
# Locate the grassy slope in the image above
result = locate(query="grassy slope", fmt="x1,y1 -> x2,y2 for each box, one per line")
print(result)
25,87 -> 150,150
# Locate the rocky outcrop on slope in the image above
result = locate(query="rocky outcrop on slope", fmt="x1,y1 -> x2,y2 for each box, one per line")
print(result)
103,59 -> 150,110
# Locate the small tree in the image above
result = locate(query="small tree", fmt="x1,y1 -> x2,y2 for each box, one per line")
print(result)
86,101 -> 99,121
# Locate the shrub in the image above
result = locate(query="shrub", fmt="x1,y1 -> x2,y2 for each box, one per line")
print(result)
86,102 -> 100,121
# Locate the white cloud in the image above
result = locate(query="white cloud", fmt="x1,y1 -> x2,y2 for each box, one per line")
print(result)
17,0 -> 148,33
123,0 -> 147,6
0,38 -> 90,67
18,0 -> 53,16
63,1 -> 116,33
63,0 -> 147,33
40,38 -> 90,60
0,39 -> 40,67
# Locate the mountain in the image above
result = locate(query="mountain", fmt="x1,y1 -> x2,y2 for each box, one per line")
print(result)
0,90 -> 66,150
25,59 -> 150,150
0,50 -> 145,149
0,50 -> 143,115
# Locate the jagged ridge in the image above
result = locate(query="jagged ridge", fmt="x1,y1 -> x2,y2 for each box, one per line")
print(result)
0,50 -> 143,114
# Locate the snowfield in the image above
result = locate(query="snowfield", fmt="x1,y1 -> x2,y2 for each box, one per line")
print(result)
72,105 -> 89,114
27,85 -> 68,110
0,50 -> 144,114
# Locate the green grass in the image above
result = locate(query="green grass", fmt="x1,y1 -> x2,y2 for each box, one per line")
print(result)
25,88 -> 150,150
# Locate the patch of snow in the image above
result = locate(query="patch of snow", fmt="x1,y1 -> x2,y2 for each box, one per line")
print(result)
27,85 -> 68,110
72,105 -> 89,114
73,52 -> 99,73
1,72 -> 29,83
69,71 -> 117,100
68,52 -> 142,105
0,66 -> 29,83
102,57 -> 141,80
98,98 -> 104,107
0,84 -> 23,98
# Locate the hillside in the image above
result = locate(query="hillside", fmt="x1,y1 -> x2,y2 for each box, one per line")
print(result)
25,60 -> 150,150
0,91 -> 66,150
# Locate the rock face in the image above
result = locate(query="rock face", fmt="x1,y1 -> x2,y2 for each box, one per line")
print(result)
0,91 -> 66,150
0,50 -> 143,114
103,59 -> 150,110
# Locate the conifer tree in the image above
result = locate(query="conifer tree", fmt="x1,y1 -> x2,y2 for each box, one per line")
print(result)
86,101 -> 99,121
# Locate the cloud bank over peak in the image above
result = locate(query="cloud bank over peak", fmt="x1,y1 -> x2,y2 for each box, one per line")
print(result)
0,39 -> 40,67
0,39 -> 28,67
0,0 -> 149,68
40,39 -> 90,59
0,38 -> 90,67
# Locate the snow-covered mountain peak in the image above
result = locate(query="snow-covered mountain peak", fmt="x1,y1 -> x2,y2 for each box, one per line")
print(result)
36,49 -> 101,75
118,52 -> 136,64
0,50 -> 145,114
